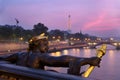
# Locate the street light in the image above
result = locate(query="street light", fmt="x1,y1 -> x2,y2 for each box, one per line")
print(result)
52,36 -> 55,39
19,37 -> 23,41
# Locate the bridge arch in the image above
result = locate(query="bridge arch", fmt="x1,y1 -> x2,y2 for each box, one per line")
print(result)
87,42 -> 120,50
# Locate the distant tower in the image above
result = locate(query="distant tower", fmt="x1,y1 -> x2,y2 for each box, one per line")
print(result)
67,14 -> 71,33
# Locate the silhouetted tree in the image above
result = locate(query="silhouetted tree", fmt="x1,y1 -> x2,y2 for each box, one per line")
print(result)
0,23 -> 97,42
23,29 -> 33,41
33,23 -> 48,36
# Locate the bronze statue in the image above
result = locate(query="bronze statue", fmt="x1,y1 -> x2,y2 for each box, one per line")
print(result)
0,33 -> 101,76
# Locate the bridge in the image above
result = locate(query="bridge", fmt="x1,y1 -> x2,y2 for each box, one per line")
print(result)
69,40 -> 120,49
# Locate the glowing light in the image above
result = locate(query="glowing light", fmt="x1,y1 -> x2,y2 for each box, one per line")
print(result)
93,42 -> 97,45
88,43 -> 92,45
19,37 -> 23,41
58,36 -> 61,39
88,38 -> 90,41
50,51 -> 61,57
77,38 -> 80,40
83,49 -> 91,57
56,39 -> 60,42
113,43 -> 117,46
108,50 -> 115,65
85,38 -> 87,41
8,50 -> 11,52
110,38 -> 114,41
63,50 -> 68,55
97,38 -> 101,41
56,52 -> 61,56
70,37 -> 73,40
52,36 -> 55,39
74,38 -> 76,40
83,47 -> 90,49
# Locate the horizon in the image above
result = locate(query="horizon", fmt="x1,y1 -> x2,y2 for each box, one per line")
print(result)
0,0 -> 120,37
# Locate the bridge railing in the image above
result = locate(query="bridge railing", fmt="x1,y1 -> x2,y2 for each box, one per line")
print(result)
0,61 -> 89,80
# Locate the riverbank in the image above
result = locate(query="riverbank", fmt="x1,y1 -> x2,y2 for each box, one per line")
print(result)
0,43 -> 28,55
0,42 -> 86,55
48,44 -> 86,53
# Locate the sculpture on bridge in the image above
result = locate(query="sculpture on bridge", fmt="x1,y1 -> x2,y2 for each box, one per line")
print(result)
0,33 -> 102,76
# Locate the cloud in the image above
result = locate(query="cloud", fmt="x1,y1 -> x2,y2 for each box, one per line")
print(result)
83,12 -> 106,31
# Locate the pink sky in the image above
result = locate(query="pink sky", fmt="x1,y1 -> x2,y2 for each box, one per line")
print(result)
0,0 -> 120,37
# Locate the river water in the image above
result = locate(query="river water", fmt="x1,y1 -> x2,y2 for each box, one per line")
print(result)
46,45 -> 120,80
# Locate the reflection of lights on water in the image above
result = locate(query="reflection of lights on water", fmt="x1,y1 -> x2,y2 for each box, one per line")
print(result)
83,49 -> 91,57
50,51 -> 61,56
50,52 -> 55,56
68,49 -> 81,56
63,50 -> 68,55
56,52 -> 61,56
108,50 -> 114,59
72,49 -> 76,53
83,47 -> 89,49
76,49 -> 80,52
107,50 -> 115,67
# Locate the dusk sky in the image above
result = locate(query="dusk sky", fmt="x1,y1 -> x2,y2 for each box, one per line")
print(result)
0,0 -> 120,37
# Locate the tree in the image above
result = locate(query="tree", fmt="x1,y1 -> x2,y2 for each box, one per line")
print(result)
49,29 -> 65,40
0,25 -> 13,40
33,23 -> 48,36
23,29 -> 33,41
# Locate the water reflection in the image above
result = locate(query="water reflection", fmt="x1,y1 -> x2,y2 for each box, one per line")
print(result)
50,51 -> 61,56
83,49 -> 91,57
108,50 -> 115,63
47,46 -> 120,80
62,50 -> 68,55
68,48 -> 81,57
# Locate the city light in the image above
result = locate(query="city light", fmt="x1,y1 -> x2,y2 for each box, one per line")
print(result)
77,38 -> 80,41
70,37 -> 73,40
19,37 -> 23,41
52,36 -> 55,40
113,43 -> 117,46
58,36 -> 61,39
110,38 -> 114,41
97,38 -> 102,41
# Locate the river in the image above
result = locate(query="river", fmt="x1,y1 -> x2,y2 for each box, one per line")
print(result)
46,45 -> 120,80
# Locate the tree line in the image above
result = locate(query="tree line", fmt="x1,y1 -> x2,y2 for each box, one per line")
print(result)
0,22 -> 97,42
